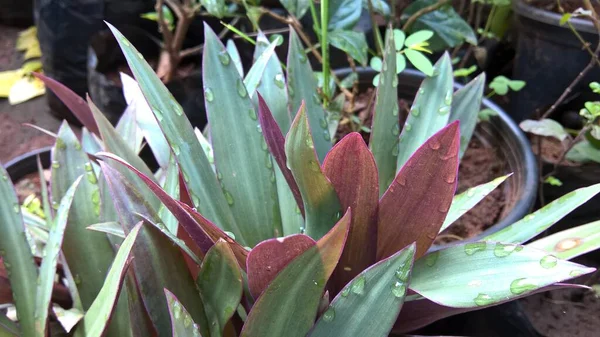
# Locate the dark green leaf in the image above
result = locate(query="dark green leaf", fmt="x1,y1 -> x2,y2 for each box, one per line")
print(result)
328,0 -> 362,30
280,0 -> 310,19
329,30 -> 368,66
201,0 -> 227,18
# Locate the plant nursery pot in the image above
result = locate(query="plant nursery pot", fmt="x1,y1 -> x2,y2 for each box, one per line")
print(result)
0,0 -> 33,26
3,147 -> 51,182
337,67 -> 538,242
511,0 -> 600,122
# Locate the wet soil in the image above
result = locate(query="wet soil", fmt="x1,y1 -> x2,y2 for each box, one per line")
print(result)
341,90 -> 507,242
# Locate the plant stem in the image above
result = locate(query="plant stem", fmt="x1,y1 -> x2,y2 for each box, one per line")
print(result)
402,0 -> 450,32
366,0 -> 384,56
309,0 -> 321,44
321,0 -> 331,102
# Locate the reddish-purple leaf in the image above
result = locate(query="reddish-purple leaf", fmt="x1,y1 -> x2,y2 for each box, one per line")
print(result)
377,122 -> 460,260
33,72 -> 99,134
96,152 -> 248,270
322,132 -> 379,294
257,93 -> 304,215
316,208 -> 351,281
247,234 -> 316,299
393,284 -> 588,333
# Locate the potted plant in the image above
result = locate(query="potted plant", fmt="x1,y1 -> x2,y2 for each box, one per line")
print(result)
3,22 -> 600,336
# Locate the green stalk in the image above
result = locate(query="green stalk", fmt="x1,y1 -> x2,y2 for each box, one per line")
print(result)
309,0 -> 321,44
321,0 -> 330,102
367,0 -> 384,55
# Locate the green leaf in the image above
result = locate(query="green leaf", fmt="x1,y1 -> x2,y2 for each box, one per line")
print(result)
566,140 -> 600,163
101,163 -> 209,337
0,164 -> 38,337
396,54 -> 406,73
204,25 -> 281,246
396,53 -> 453,170
440,175 -> 510,233
77,223 -> 142,337
489,76 -> 525,95
453,65 -> 477,78
309,244 -> 415,337
240,212 -> 350,337
364,0 -> 391,17
339,72 -> 358,89
449,73 -> 485,157
287,30 -> 332,162
35,155 -> 51,226
51,123 -> 117,312
483,184 -> 600,244
35,177 -> 81,337
508,80 -> 526,91
158,156 -> 179,234
280,0 -> 311,18
404,0 -> 476,49
328,0 -> 362,30
545,176 -> 563,186
115,105 -> 143,154
369,30 -> 398,193
519,119 -> 569,141
478,108 -> 498,122
244,39 -> 278,98
404,49 -> 433,76
528,220 -> 600,260
0,314 -> 19,336
369,57 -> 382,71
393,29 -> 405,50
201,0 -> 227,18
329,30 -> 368,66
411,242 -> 594,308
197,240 -> 243,336
561,13 -> 573,25
164,289 -> 203,337
227,39 -> 244,77
81,127 -> 103,156
107,23 -> 239,239
404,30 -> 433,47
285,104 -> 342,240
87,222 -> 125,237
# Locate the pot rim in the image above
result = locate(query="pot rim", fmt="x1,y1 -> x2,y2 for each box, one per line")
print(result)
334,67 -> 538,243
513,0 -> 596,34
3,147 -> 53,182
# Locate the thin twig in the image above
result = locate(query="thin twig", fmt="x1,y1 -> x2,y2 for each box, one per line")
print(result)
402,0 -> 451,31
179,17 -> 240,58
542,125 -> 591,180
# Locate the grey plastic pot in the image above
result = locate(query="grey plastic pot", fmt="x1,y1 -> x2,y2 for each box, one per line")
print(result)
335,67 -> 538,242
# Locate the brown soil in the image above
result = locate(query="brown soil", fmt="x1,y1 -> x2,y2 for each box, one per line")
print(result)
341,91 -> 506,242
526,0 -> 600,14
13,170 -> 50,203
532,136 -> 582,166
520,257 -> 600,337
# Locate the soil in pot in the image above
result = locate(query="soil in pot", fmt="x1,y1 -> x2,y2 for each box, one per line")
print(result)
339,90 -> 508,243
13,169 -> 50,203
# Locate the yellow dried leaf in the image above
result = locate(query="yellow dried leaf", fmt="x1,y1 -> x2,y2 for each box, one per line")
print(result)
22,60 -> 43,73
16,26 -> 38,51
23,43 -> 42,60
8,75 -> 45,105
0,70 -> 22,97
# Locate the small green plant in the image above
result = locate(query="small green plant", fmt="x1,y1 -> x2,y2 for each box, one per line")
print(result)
2,24 -> 600,337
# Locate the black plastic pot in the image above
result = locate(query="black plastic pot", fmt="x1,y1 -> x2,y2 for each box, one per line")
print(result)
0,0 -> 34,26
339,67 -> 538,241
3,147 -> 52,182
511,0 -> 600,122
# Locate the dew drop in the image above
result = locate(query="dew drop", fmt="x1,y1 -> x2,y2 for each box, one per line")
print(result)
464,242 -> 486,255
261,138 -> 268,151
52,201 -> 59,210
218,50 -> 231,65
323,130 -> 331,141
170,100 -> 184,116
136,51 -> 144,59
13,203 -> 20,213
173,302 -> 182,320
84,162 -> 93,172
308,160 -> 320,172
392,145 -> 399,157
428,140 -> 441,150
248,108 -> 257,120
204,88 -> 214,102
295,206 -> 301,214
224,190 -> 234,205
288,84 -> 295,98
493,243 -> 518,258
87,172 -> 98,185
2,175 -> 7,181
392,75 -> 399,88
569,270 -> 585,277
392,105 -> 399,116
74,274 -> 82,285
411,107 -> 420,117
299,53 -> 307,63
265,154 -> 273,169
466,188 -> 475,197
120,37 -> 130,46
256,124 -> 263,133
319,118 -> 328,129
153,107 -> 164,121
425,251 -> 439,267
341,287 -> 350,297
51,161 -> 60,169
351,276 -> 366,295
183,170 -> 190,183
540,255 -> 558,269
510,278 -> 537,295
299,226 -> 305,234
392,124 -> 400,136
444,174 -> 456,184
474,293 -> 494,306
236,79 -> 248,98
183,314 -> 192,328
404,123 -> 412,132
391,281 -> 406,298
322,307 -> 335,322
312,93 -> 321,105
305,136 -> 314,149
274,73 -> 285,89
74,142 -> 82,150
172,143 -> 181,156
438,106 -> 451,115
444,90 -> 453,105
418,88 -> 425,95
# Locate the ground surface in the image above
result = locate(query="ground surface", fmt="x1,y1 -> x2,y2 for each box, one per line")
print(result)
0,24 -> 61,165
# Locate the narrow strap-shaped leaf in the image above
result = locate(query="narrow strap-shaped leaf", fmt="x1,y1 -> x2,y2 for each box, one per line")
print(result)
410,242 -> 594,308
309,244 -> 415,337
243,39 -> 278,98
51,123 -> 117,312
394,283 -> 589,333
483,183 -> 600,243
193,127 -> 215,172
87,222 -> 124,237
378,122 -> 460,259
106,22 -> 239,241
247,234 -> 316,299
240,211 -> 350,337
440,174 -> 510,233
323,133 -> 379,293
116,105 -> 143,154
81,127 -> 103,156
159,155 -> 179,234
396,53 -> 453,171
227,39 -> 244,77
97,152 -> 248,268
101,163 -> 209,337
254,32 -> 291,133
369,28 -> 399,193
120,73 -> 170,168
32,72 -> 99,134
258,94 -> 303,214
36,155 -> 52,225
287,29 -> 331,162
528,220 -> 600,260
0,165 -> 38,337
449,73 -> 485,158
35,177 -> 81,336
285,103 -> 342,240
164,289 -> 203,337
197,240 -> 243,336
0,314 -> 19,336
77,223 -> 142,337
203,24 -> 281,246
